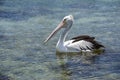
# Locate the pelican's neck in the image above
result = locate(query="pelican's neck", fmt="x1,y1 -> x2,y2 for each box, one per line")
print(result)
56,21 -> 72,52
60,28 -> 69,43
56,27 -> 69,50
56,29 -> 69,47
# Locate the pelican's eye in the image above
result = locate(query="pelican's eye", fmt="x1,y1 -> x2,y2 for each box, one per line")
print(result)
63,18 -> 67,23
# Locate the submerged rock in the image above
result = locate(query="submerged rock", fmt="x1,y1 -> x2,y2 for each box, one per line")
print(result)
0,73 -> 11,80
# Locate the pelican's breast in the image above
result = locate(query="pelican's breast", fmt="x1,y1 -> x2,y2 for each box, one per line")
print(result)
64,40 -> 93,52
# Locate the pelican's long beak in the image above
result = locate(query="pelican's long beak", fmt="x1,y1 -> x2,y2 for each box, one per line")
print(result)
44,20 -> 66,43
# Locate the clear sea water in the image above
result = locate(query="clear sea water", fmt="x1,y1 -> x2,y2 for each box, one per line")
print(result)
0,0 -> 120,80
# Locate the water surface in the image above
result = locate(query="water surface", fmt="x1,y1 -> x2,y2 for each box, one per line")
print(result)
0,0 -> 120,80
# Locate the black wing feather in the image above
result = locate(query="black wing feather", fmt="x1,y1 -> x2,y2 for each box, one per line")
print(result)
71,35 -> 95,43
71,35 -> 104,49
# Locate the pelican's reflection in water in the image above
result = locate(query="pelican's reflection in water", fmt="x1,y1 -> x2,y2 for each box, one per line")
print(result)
56,52 -> 101,65
56,52 -> 103,80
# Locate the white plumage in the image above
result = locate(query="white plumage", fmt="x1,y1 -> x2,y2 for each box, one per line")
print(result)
44,15 -> 104,53
65,40 -> 93,50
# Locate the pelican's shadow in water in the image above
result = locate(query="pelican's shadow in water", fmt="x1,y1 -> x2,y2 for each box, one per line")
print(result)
56,51 -> 103,64
56,52 -> 104,80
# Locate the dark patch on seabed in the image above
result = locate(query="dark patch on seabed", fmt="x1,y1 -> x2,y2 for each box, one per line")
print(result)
0,73 -> 11,80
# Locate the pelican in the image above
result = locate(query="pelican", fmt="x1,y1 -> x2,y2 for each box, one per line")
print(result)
44,15 -> 104,53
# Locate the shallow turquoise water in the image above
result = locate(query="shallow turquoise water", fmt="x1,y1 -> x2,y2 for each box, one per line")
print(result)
0,0 -> 120,80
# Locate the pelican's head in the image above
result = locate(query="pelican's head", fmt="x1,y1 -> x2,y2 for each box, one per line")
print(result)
63,14 -> 74,25
44,15 -> 74,43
